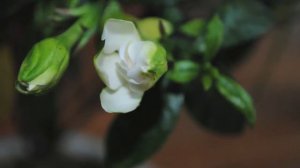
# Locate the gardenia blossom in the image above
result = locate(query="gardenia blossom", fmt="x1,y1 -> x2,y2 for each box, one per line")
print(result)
94,19 -> 167,113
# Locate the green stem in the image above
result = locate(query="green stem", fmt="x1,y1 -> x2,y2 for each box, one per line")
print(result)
56,3 -> 101,50
56,22 -> 83,50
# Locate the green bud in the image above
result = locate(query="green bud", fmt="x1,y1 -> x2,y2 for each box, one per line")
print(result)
137,17 -> 173,41
16,38 -> 69,94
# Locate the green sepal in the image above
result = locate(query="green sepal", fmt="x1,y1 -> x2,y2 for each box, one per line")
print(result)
146,43 -> 168,83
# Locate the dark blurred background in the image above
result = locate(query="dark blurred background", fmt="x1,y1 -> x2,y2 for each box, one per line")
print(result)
0,0 -> 300,168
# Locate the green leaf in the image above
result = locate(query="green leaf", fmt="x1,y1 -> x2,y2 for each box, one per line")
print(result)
180,19 -> 205,37
218,0 -> 274,47
203,15 -> 224,60
185,78 -> 247,134
167,60 -> 199,84
216,74 -> 256,126
105,85 -> 184,168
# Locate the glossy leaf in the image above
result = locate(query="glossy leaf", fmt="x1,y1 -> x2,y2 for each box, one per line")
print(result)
216,74 -> 256,126
104,85 -> 184,168
185,78 -> 246,134
180,19 -> 205,37
203,15 -> 224,60
167,60 -> 199,84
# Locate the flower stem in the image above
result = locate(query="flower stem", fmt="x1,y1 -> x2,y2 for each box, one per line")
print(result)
56,3 -> 101,50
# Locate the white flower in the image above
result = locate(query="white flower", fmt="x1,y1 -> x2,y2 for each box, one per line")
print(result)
94,19 -> 168,113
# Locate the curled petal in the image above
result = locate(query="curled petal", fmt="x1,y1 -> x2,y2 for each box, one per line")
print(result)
127,41 -> 155,66
118,41 -> 154,84
119,41 -> 166,92
94,52 -> 123,90
100,86 -> 143,113
102,19 -> 140,54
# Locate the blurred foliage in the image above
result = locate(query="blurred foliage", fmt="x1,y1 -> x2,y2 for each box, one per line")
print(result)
215,74 -> 255,125
1,0 -> 298,167
185,77 -> 246,134
218,0 -> 274,48
105,84 -> 184,168
0,0 -> 34,18
180,19 -> 205,37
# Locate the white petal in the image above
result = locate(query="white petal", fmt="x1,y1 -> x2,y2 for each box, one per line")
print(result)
123,41 -> 156,85
119,43 -> 133,68
102,19 -> 140,54
127,41 -> 156,67
94,52 -> 123,90
100,86 -> 143,113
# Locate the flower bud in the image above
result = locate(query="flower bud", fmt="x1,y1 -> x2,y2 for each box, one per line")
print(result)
16,38 -> 69,94
137,17 -> 173,41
